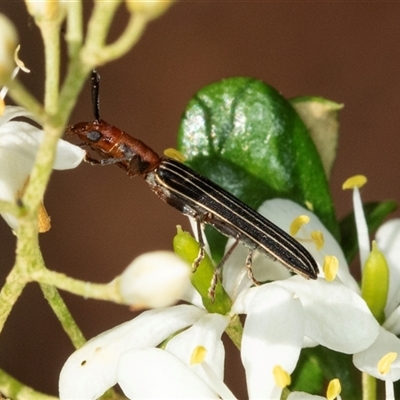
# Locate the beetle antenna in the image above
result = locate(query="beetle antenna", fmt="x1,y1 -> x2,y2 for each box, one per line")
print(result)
91,70 -> 101,122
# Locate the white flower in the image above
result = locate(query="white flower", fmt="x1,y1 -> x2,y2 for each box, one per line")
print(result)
340,176 -> 400,398
59,305 -> 231,399
351,220 -> 400,385
0,105 -> 85,230
60,198 -> 380,400
225,199 -> 378,399
119,250 -> 191,308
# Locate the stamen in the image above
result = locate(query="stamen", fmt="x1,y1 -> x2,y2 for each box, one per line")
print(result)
164,148 -> 186,162
342,174 -> 367,190
323,255 -> 339,281
0,98 -> 4,115
14,45 -> 30,73
190,345 -> 207,365
305,200 -> 314,211
326,378 -> 341,400
311,230 -> 324,250
343,175 -> 370,268
272,365 -> 291,388
197,355 -> 238,400
378,352 -> 397,375
38,202 -> 51,233
290,215 -> 310,236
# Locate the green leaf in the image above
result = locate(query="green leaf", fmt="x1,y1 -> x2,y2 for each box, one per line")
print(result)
177,78 -> 339,244
290,96 -> 343,179
340,200 -> 398,263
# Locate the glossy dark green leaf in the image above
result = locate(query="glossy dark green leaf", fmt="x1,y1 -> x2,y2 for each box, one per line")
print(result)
177,78 -> 338,242
340,200 -> 398,263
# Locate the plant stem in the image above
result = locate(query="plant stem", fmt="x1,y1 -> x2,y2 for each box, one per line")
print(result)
40,283 -> 86,348
41,20 -> 61,115
83,0 -> 122,67
0,200 -> 25,217
0,368 -> 58,400
90,13 -> 148,66
7,79 -> 45,122
34,269 -> 124,303
0,266 -> 28,333
65,1 -> 83,58
225,314 -> 243,350
362,371 -> 376,400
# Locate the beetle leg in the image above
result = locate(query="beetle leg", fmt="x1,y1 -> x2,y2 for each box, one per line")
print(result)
208,237 -> 240,301
192,216 -> 206,272
245,249 -> 262,286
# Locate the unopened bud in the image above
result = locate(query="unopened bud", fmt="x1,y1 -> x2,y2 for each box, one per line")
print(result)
125,0 -> 174,21
119,251 -> 191,309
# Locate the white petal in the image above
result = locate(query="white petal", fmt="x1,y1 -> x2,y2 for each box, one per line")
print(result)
352,186 -> 370,268
59,305 -> 205,399
353,327 -> 400,382
118,348 -> 218,398
384,305 -> 400,336
231,286 -> 258,315
180,281 -> 204,308
222,237 -> 290,301
222,240 -> 253,299
0,106 -> 37,126
288,392 -> 326,400
376,219 -> 400,316
53,139 -> 85,170
241,284 -> 304,399
0,120 -> 42,228
166,313 -> 229,381
119,251 -> 191,308
257,199 -> 359,292
0,110 -> 84,229
277,277 -> 379,353
0,121 -> 43,190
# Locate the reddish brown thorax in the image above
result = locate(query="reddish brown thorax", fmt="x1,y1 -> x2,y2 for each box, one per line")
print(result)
67,119 -> 161,177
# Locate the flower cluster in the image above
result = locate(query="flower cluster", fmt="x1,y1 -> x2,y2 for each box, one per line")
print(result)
59,184 -> 400,399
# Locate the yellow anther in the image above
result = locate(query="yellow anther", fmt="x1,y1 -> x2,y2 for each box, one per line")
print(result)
311,230 -> 324,250
14,45 -> 30,73
0,98 -> 4,116
164,148 -> 186,162
323,255 -> 339,281
272,365 -> 291,388
190,345 -> 207,365
290,215 -> 310,236
326,378 -> 341,400
38,202 -> 51,233
305,200 -> 314,211
378,352 -> 397,375
342,175 -> 367,190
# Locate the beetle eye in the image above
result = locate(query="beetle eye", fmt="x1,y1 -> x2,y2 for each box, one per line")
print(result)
87,130 -> 103,142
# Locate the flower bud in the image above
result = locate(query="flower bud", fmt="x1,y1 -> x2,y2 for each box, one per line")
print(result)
25,0 -> 67,24
0,14 -> 18,84
119,251 -> 191,309
361,241 -> 389,324
125,0 -> 174,21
